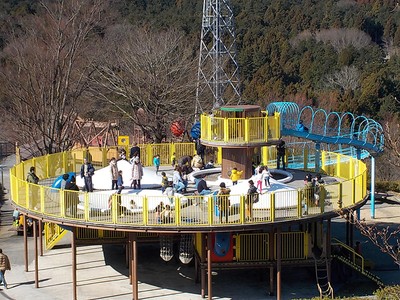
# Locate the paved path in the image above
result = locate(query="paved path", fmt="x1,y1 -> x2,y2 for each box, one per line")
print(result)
1,155 -> 400,299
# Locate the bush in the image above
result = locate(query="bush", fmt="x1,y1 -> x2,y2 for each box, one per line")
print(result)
374,181 -> 400,193
374,285 -> 400,300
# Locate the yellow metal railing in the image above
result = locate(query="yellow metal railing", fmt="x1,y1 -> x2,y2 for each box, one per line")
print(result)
10,144 -> 367,229
200,113 -> 280,144
236,233 -> 270,261
332,238 -> 365,271
44,222 -> 66,250
275,231 -> 308,260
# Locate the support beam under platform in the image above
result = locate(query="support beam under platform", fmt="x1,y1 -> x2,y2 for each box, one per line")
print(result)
130,233 -> 138,300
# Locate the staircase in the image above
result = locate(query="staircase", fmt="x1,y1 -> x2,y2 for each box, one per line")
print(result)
44,222 -> 67,250
332,254 -> 384,287
331,238 -> 384,287
314,257 -> 334,299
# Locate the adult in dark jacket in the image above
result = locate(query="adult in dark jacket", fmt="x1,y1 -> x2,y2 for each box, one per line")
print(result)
130,143 -> 140,159
80,158 -> 95,192
65,176 -> 80,217
178,155 -> 193,174
245,180 -> 258,221
276,139 -> 286,170
196,177 -> 212,195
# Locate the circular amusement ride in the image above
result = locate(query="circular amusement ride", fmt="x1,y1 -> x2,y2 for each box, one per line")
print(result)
10,100 -> 384,299
9,1 -> 385,299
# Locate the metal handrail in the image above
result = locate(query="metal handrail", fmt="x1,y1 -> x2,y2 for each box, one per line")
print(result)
10,145 -> 367,229
331,238 -> 365,272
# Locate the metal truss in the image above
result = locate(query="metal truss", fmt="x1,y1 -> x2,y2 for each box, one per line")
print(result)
195,0 -> 241,116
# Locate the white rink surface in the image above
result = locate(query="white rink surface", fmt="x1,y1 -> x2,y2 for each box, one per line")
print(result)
75,160 -> 297,211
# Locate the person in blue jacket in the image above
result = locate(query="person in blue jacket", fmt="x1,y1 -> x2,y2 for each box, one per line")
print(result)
153,154 -> 160,175
296,120 -> 309,132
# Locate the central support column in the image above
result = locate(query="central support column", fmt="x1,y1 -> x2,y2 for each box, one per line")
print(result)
221,147 -> 255,179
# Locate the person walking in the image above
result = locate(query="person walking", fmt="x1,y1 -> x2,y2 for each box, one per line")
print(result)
313,174 -> 325,206
117,170 -> 124,194
229,167 -> 243,185
0,248 -> 11,289
256,166 -> 264,193
171,152 -> 176,167
153,154 -> 161,175
263,166 -> 273,188
302,174 -> 313,215
80,158 -> 95,192
245,180 -> 258,221
159,172 -> 168,193
110,157 -> 119,190
131,158 -> 143,189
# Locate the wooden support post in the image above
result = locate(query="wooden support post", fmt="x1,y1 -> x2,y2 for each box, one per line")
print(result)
207,233 -> 212,300
128,233 -> 132,285
345,214 -> 350,246
34,219 -> 39,288
327,219 -> 332,283
201,233 -> 206,298
350,212 -> 354,248
39,220 -> 43,256
276,227 -> 282,300
72,227 -> 77,300
131,233 -> 138,300
23,215 -> 28,272
125,242 -> 129,269
269,266 -> 274,296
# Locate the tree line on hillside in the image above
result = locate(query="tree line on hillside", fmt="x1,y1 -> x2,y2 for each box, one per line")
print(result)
0,0 -> 399,181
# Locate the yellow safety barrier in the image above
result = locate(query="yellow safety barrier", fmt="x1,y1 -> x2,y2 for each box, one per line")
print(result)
275,231 -> 308,260
10,144 -> 367,229
200,113 -> 280,144
236,233 -> 270,261
44,222 -> 66,250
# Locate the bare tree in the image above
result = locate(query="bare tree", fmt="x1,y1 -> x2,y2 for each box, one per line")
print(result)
383,113 -> 400,168
289,30 -> 313,48
0,0 -> 108,156
341,209 -> 400,267
336,0 -> 357,9
90,25 -> 198,143
383,37 -> 400,60
325,66 -> 360,91
315,28 -> 371,52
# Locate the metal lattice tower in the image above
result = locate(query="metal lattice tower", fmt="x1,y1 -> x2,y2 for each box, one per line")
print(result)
195,0 -> 241,116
